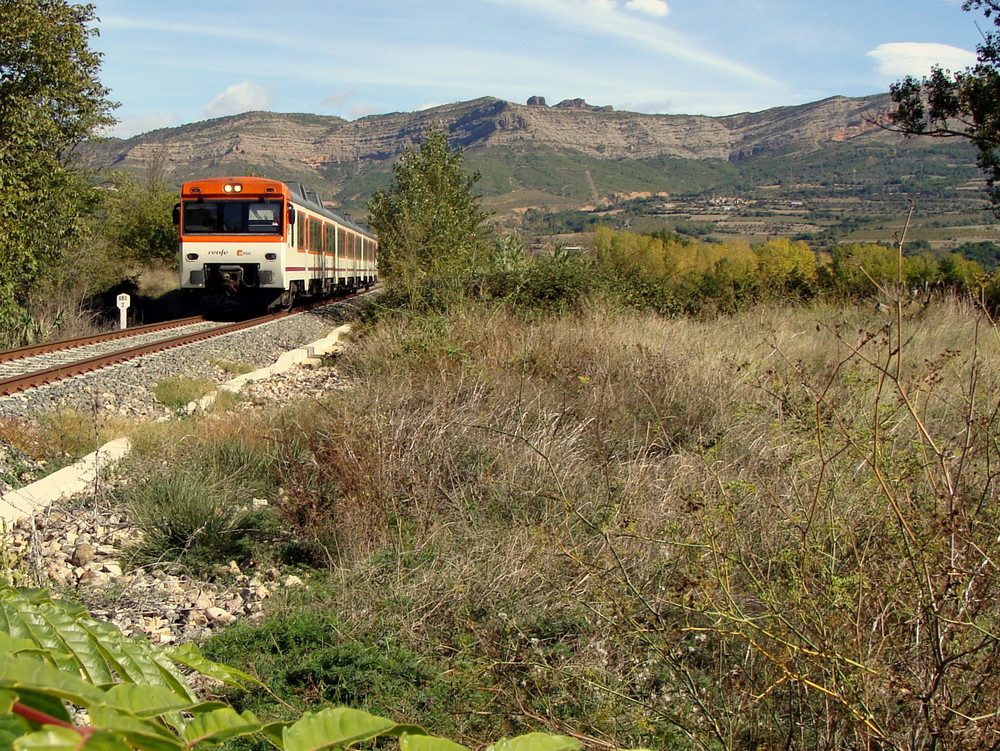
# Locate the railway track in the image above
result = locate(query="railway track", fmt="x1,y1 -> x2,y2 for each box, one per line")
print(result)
0,313 -> 286,396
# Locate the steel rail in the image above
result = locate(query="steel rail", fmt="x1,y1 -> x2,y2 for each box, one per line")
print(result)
0,313 -> 282,396
0,316 -> 207,364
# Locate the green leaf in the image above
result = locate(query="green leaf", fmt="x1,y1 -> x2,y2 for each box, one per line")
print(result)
99,685 -> 201,718
487,734 -> 582,751
283,708 -> 425,751
84,707 -> 183,751
258,721 -> 290,748
6,689 -> 73,726
76,621 -> 195,702
181,707 -> 265,748
0,714 -> 31,747
14,727 -> 130,751
0,633 -> 42,657
13,726 -> 81,751
0,587 -> 195,701
165,643 -> 260,690
0,654 -> 104,709
0,596 -> 76,675
400,733 -> 470,751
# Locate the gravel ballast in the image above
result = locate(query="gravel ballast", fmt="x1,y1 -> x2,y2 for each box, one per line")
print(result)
0,307 -> 353,421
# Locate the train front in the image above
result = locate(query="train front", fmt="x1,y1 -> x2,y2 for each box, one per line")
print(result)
177,177 -> 293,312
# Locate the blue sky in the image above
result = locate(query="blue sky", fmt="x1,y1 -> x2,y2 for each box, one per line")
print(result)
91,0 -> 985,139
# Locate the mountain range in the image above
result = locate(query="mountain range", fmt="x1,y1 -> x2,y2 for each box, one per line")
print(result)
85,93 -> 980,220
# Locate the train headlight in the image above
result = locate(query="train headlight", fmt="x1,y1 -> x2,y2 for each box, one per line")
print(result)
265,253 -> 277,260
186,253 -> 199,261
223,183 -> 243,193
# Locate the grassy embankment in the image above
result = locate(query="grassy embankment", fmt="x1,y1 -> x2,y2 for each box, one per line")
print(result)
96,290 -> 1000,750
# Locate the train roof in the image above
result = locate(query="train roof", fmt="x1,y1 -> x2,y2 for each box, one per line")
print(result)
284,181 -> 375,239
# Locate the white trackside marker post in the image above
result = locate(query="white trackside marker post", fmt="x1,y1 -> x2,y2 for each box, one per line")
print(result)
116,293 -> 130,330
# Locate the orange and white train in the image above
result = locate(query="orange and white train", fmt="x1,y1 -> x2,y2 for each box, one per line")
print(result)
176,176 -> 377,312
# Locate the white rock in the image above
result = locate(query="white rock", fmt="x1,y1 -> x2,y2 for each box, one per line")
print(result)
205,607 -> 235,625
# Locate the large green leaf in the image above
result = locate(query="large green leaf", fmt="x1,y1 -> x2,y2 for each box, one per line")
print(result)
0,654 -> 105,708
14,726 -> 130,751
486,734 -> 582,751
165,643 -> 259,691
0,632 -> 42,657
181,707 -> 266,748
76,620 -> 194,701
0,594 -> 77,675
99,685 -> 206,718
400,734 -> 470,751
0,714 -> 30,747
85,707 -> 183,751
0,587 -> 196,701
27,598 -> 116,685
5,688 -> 73,726
282,708 -> 426,751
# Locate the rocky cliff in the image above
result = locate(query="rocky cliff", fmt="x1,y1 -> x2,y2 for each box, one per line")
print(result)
84,93 -> 900,204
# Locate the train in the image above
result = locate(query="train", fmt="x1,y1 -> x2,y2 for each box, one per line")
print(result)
176,176 -> 378,312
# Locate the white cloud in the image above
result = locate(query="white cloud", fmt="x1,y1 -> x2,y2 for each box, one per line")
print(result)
483,0 -> 778,86
625,0 -> 669,18
101,113 -> 178,139
349,104 -> 380,118
204,81 -> 273,118
866,42 -> 978,79
323,87 -> 357,108
621,98 -> 674,114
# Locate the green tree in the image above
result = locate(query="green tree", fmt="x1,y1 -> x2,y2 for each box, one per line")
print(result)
954,239 -> 1000,271
101,166 -> 179,267
830,242 -> 899,296
753,237 -> 817,294
367,126 -> 488,307
887,1 -> 1000,204
0,0 -> 115,329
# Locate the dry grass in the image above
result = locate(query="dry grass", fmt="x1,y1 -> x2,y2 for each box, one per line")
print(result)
123,294 -> 1000,749
136,264 -> 180,299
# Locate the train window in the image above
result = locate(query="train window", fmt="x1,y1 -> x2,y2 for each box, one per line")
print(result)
311,220 -> 322,252
183,203 -> 217,233
337,228 -> 346,256
248,203 -> 281,232
221,203 -> 243,232
182,200 -> 282,235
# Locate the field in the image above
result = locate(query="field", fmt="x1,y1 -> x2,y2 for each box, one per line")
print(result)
469,138 -> 1000,260
86,292 -> 1000,750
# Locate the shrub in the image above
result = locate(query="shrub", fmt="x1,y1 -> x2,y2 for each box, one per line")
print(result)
153,377 -> 216,409
119,470 -> 274,572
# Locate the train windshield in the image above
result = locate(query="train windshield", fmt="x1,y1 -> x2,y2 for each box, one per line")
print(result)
182,200 -> 282,235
